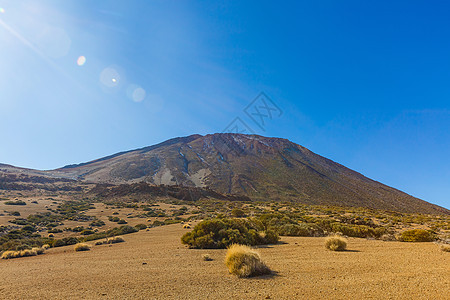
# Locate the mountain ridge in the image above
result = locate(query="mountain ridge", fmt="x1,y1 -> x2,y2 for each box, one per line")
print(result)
1,133 -> 448,215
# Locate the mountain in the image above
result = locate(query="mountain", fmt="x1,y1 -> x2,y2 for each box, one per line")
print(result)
26,133 -> 445,215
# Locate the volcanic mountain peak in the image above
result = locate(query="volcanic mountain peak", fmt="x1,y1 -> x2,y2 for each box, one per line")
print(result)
1,133 -> 448,215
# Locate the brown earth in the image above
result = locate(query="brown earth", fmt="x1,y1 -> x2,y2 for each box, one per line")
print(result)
1,224 -> 449,299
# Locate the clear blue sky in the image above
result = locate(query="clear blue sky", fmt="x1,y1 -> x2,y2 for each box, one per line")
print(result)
1,1 -> 449,209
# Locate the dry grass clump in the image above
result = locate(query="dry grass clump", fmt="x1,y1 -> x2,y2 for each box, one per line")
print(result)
325,235 -> 347,251
183,224 -> 191,229
74,243 -> 90,251
1,247 -> 45,259
202,254 -> 213,261
42,244 -> 50,250
225,244 -> 271,278
107,236 -> 125,244
440,244 -> 450,252
95,237 -> 125,246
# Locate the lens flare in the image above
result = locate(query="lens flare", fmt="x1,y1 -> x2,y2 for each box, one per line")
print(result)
126,84 -> 146,102
132,87 -> 146,102
100,67 -> 120,88
77,56 -> 86,66
0,8 -> 5,14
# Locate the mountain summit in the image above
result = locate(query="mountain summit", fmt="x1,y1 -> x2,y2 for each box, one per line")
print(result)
40,133 -> 445,215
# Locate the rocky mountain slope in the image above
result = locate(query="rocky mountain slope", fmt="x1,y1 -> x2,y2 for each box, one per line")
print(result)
28,133 -> 445,215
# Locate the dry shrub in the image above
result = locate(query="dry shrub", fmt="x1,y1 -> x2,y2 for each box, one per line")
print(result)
42,244 -> 50,250
1,251 -> 20,259
225,244 -> 271,278
74,243 -> 90,251
202,254 -> 213,261
183,224 -> 191,229
32,247 -> 45,255
325,235 -> 347,251
107,236 -> 124,244
1,247 -> 45,259
380,234 -> 396,241
440,244 -> 450,252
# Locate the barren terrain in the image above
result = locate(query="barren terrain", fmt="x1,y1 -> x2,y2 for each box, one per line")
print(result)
1,224 -> 448,299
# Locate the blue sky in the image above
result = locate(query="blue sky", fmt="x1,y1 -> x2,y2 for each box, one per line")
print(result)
0,1 -> 449,209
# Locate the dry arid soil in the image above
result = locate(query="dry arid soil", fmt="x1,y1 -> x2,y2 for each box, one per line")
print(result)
1,224 -> 449,300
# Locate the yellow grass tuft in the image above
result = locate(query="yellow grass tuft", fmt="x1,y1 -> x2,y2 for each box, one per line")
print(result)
74,243 -> 90,251
325,235 -> 347,251
107,236 -> 125,244
225,244 -> 271,278
42,244 -> 50,250
183,224 -> 191,229
1,247 -> 45,259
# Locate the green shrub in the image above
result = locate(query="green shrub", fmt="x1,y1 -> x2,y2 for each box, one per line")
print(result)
5,200 -> 26,205
135,224 -> 147,230
277,223 -> 323,237
80,229 -> 95,235
90,220 -> 105,227
51,237 -> 79,248
399,229 -> 434,242
181,218 -> 278,249
231,208 -> 246,218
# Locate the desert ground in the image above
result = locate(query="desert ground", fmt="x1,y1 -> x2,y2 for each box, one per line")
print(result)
1,223 -> 448,300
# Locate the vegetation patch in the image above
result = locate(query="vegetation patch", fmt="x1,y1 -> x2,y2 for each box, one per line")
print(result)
399,229 -> 435,242
181,218 -> 279,249
225,244 -> 271,278
1,247 -> 45,259
4,200 -> 26,205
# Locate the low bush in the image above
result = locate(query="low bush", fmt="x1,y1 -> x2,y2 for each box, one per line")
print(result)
277,223 -> 323,237
181,218 -> 279,249
399,229 -> 434,242
231,208 -> 246,218
51,237 -> 80,248
325,235 -> 347,251
80,229 -> 95,235
440,244 -> 450,252
1,247 -> 45,259
5,200 -> 26,205
225,244 -> 271,278
74,243 -> 90,251
202,254 -> 213,261
135,224 -> 147,230
107,236 -> 125,244
90,220 -> 105,227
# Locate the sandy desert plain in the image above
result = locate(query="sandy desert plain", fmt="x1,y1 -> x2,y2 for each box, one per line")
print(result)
0,192 -> 449,300
1,223 -> 449,299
